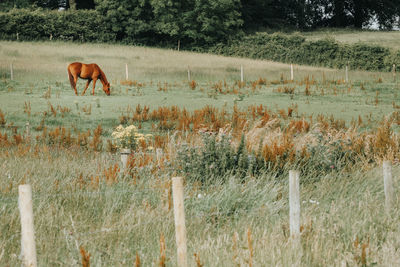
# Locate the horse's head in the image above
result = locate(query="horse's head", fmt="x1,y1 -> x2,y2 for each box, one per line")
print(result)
103,82 -> 111,96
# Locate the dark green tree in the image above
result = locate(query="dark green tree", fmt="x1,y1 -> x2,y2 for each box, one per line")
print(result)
151,0 -> 243,47
94,0 -> 154,43
150,0 -> 184,46
372,0 -> 400,29
332,0 -> 347,27
75,0 -> 94,9
187,0 -> 243,45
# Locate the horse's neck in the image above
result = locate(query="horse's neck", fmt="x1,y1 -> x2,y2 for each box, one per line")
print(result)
98,67 -> 108,86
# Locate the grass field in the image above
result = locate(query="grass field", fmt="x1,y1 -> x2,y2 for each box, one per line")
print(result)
0,41 -> 399,131
0,40 -> 399,266
303,29 -> 400,51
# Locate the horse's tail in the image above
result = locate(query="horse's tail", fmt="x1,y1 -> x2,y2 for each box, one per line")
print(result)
67,66 -> 75,89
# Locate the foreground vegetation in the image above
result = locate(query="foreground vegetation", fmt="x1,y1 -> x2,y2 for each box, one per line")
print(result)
1,144 -> 399,266
0,41 -> 399,266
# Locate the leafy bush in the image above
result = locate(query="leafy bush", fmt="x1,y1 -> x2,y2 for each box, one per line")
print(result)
0,9 -> 112,42
176,134 -> 258,183
0,2 -> 243,47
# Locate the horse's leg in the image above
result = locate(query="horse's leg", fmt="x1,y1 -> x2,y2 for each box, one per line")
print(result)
81,80 -> 92,96
73,76 -> 79,95
91,78 -> 98,96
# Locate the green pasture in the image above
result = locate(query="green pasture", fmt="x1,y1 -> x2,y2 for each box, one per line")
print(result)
303,29 -> 400,51
1,41 -> 400,266
0,41 -> 399,135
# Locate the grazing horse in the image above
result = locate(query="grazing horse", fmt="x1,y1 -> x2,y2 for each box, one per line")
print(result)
67,62 -> 111,96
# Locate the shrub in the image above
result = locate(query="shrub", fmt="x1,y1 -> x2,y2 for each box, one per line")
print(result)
0,9 -> 112,42
176,133 -> 257,183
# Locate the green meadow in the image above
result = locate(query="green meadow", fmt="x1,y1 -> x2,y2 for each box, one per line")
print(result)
0,41 -> 398,132
303,29 -> 400,51
0,40 -> 399,266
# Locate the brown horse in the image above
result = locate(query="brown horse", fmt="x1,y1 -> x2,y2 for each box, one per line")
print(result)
67,62 -> 110,96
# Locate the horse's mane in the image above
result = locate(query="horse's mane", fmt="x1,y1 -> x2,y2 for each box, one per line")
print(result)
97,64 -> 109,84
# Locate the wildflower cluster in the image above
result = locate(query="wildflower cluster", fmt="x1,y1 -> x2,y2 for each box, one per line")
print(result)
111,124 -> 152,150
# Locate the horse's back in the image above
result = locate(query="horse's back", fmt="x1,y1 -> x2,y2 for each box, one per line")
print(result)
68,62 -> 99,70
68,62 -> 82,73
68,62 -> 102,79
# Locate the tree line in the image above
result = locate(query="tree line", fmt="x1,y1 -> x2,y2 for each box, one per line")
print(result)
1,1 -> 400,71
1,0 -> 399,31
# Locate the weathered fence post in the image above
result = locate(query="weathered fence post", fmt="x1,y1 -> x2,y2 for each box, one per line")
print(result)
172,177 -> 187,267
125,63 -> 129,80
345,65 -> 349,83
240,65 -> 244,83
10,63 -> 14,80
392,64 -> 396,82
383,161 -> 394,213
18,184 -> 37,267
120,148 -> 131,172
187,66 -> 191,81
289,170 -> 300,240
25,122 -> 30,142
25,122 -> 30,136
290,64 -> 294,81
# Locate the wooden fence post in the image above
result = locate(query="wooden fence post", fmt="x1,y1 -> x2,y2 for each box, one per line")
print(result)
187,66 -> 191,81
172,177 -> 187,267
345,65 -> 349,83
290,64 -> 294,81
392,64 -> 396,82
25,122 -> 30,136
10,63 -> 14,80
120,148 -> 131,172
18,184 -> 37,267
240,65 -> 244,83
289,170 -> 300,239
125,63 -> 129,80
383,161 -> 394,213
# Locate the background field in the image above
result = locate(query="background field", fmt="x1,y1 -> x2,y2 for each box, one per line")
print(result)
0,41 -> 399,132
303,29 -> 400,51
0,40 -> 399,266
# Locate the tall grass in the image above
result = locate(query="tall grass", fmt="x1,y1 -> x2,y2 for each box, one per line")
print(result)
0,143 -> 399,266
